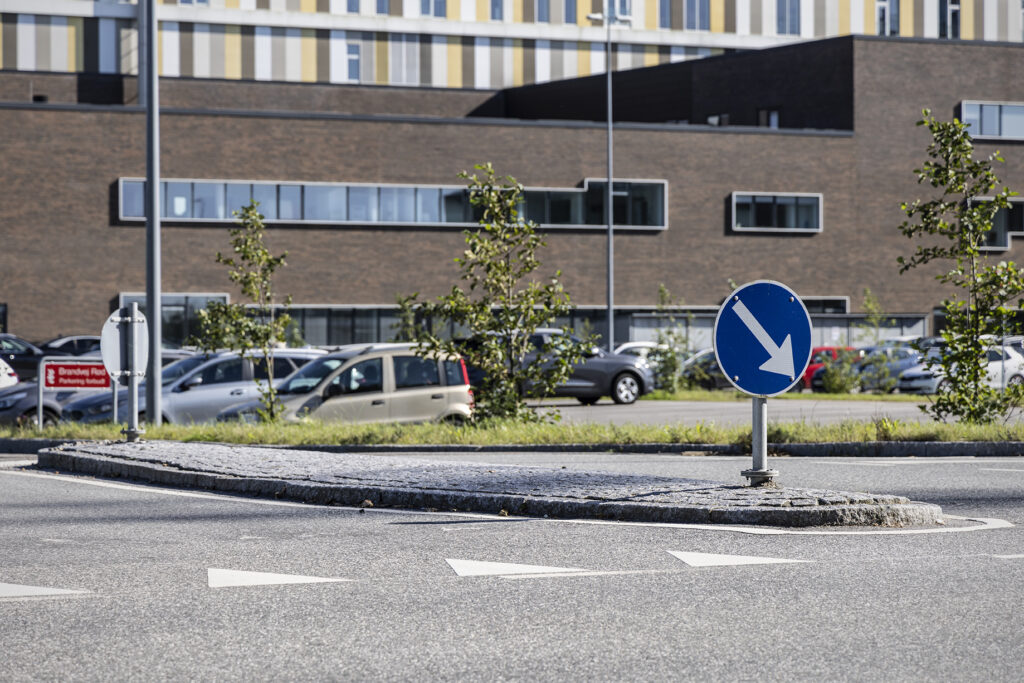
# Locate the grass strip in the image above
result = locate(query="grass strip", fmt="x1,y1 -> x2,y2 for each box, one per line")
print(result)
4,417 -> 1024,447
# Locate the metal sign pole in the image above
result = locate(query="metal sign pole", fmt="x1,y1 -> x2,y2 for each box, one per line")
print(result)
111,375 -> 118,424
741,396 -> 777,486
125,302 -> 143,442
36,360 -> 45,430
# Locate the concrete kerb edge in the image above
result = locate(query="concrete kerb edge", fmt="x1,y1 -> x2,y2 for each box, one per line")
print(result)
5,438 -> 1024,458
35,447 -> 943,528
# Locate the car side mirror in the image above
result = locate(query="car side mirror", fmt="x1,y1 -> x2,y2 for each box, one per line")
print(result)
182,375 -> 203,391
324,383 -> 344,400
586,346 -> 600,357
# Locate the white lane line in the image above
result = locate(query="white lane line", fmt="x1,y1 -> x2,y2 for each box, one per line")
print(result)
805,462 -> 897,467
446,558 -> 585,577
0,582 -> 90,599
207,568 -> 351,588
979,468 -> 1024,473
501,569 -> 669,580
667,550 -> 810,567
993,554 -> 1024,559
1,469 -> 1013,536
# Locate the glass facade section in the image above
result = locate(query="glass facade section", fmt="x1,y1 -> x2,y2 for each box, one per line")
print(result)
733,193 -> 821,232
982,201 -> 1024,250
777,0 -> 800,35
120,179 -> 668,230
962,101 -> 1024,139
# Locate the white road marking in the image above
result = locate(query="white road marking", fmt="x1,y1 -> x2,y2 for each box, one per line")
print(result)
0,582 -> 90,599
446,558 -> 586,577
1,469 -> 1012,535
979,468 -> 1024,473
993,554 -> 1024,559
207,568 -> 351,588
0,460 -> 36,469
501,569 -> 670,580
667,550 -> 810,567
805,462 -> 897,467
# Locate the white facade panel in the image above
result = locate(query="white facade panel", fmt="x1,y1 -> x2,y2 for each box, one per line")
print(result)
462,0 -> 476,22
536,38 -> 550,82
736,0 -> 750,34
50,16 -> 68,73
285,28 -> 302,81
474,37 -> 490,88
562,39 -> 576,78
193,24 -> 211,78
16,15 -> 34,72
254,26 -> 272,80
240,0 -> 258,10
591,41 -> 605,73
329,29 -> 346,83
763,0 -> 776,36
923,0 -> 939,38
984,0 -> 999,40
161,21 -> 180,77
850,0 -> 864,34
431,35 -> 447,87
800,0 -> 814,37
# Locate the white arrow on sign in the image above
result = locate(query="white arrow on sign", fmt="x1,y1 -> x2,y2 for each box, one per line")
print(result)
731,299 -> 795,378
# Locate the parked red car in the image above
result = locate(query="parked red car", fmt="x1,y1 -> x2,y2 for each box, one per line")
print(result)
799,346 -> 854,390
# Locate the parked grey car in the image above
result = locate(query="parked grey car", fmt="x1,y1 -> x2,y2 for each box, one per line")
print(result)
62,349 -> 324,424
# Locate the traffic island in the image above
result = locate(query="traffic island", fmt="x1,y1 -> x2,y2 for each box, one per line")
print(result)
36,441 -> 944,528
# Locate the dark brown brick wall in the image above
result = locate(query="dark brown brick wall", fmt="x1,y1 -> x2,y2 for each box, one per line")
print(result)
1,37 -> 1023,339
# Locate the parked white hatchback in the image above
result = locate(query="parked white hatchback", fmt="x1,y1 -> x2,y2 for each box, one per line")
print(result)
0,358 -> 18,390
897,346 -> 1024,394
218,343 -> 473,425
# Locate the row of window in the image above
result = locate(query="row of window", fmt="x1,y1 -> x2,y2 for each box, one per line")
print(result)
983,202 -> 1024,250
962,102 -> 1024,140
732,192 -> 822,232
118,179 -> 668,229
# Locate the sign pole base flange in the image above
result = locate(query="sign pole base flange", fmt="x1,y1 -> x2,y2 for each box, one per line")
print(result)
741,468 -> 779,487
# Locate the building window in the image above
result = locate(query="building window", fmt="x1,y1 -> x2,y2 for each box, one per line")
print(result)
538,0 -> 550,22
777,0 -> 800,35
377,0 -> 389,14
491,0 -> 503,20
565,0 -> 576,24
876,0 -> 900,36
981,201 -> 1024,250
0,303 -> 6,333
758,109 -> 780,128
119,178 -> 668,230
421,0 -> 446,17
939,0 -> 960,39
658,0 -> 670,28
347,43 -> 360,81
348,0 -> 360,12
732,192 -> 822,232
961,101 -> 1024,139
685,0 -> 710,30
118,293 -> 229,347
616,0 -> 631,17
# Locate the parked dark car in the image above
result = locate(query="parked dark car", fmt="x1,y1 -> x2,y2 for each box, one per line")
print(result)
38,335 -> 101,356
458,328 -> 655,405
680,348 -> 733,390
0,333 -> 47,382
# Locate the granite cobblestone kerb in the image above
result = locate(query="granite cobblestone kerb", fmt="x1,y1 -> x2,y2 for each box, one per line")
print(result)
35,441 -> 943,527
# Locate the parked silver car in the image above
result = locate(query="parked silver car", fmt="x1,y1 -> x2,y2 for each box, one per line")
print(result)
218,343 -> 473,425
62,349 -> 324,424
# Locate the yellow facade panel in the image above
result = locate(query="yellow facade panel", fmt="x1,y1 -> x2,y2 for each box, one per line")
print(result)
514,0 -> 523,23
711,0 -> 725,32
301,28 -> 316,82
838,0 -> 850,35
900,1 -> 914,36
376,34 -> 388,84
960,0 -> 975,39
577,42 -> 590,76
645,0 -> 657,30
226,0 -> 240,8
68,17 -> 84,72
477,0 -> 488,22
644,44 -> 658,66
448,0 -> 460,21
864,0 -> 874,35
447,37 -> 462,88
225,25 -> 241,79
513,39 -> 523,85
301,0 -> 317,11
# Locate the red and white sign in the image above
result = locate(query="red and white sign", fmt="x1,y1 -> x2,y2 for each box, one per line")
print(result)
42,362 -> 111,389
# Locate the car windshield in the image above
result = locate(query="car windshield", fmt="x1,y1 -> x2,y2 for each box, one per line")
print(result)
278,357 -> 347,394
161,355 -> 211,386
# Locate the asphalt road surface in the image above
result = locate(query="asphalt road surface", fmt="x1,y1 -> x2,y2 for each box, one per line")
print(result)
2,453 -> 1021,681
541,397 -> 935,426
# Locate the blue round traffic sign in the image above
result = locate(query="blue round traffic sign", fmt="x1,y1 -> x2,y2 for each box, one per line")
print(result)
713,280 -> 812,397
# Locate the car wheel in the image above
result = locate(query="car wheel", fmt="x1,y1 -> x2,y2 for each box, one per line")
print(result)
20,409 -> 58,427
611,373 -> 640,405
1008,375 -> 1023,388
442,414 -> 467,427
577,396 -> 600,406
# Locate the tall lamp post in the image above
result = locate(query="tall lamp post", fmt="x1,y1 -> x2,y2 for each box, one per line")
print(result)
588,3 -> 630,352
141,0 -> 162,426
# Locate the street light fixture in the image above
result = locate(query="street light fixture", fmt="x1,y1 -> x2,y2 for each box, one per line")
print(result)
588,4 -> 631,352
